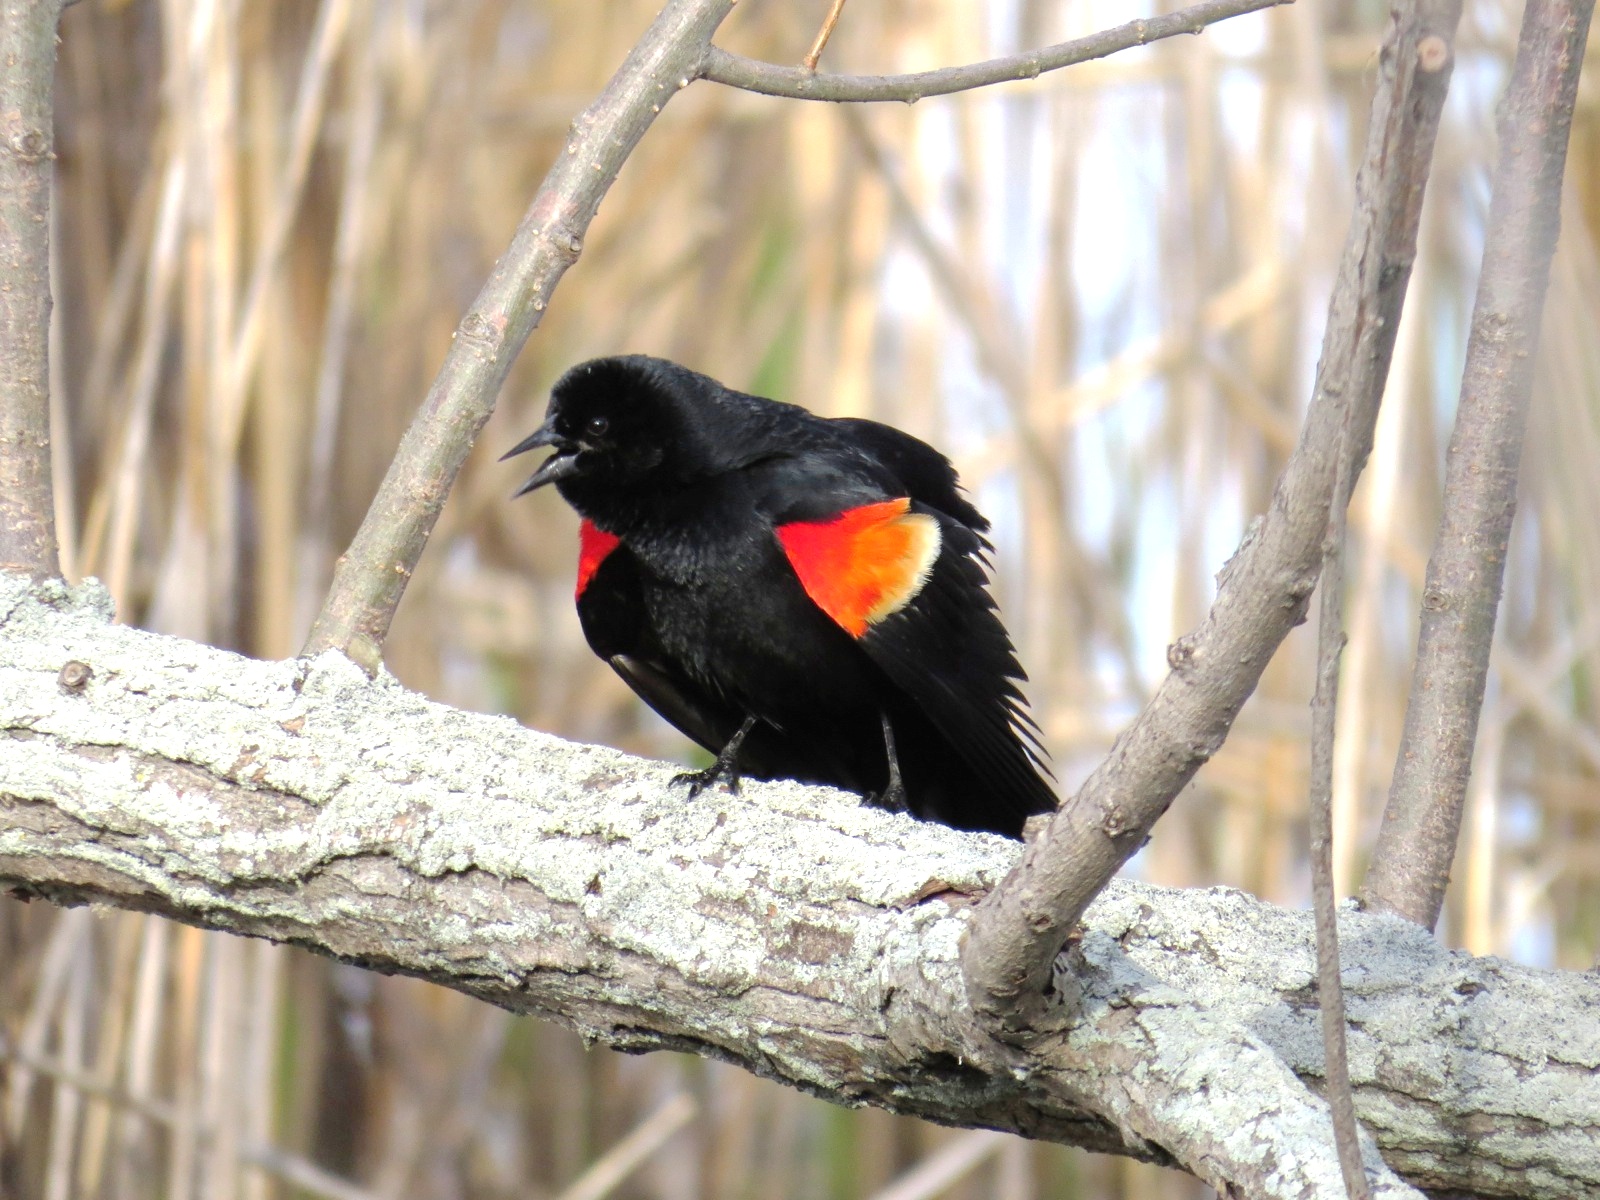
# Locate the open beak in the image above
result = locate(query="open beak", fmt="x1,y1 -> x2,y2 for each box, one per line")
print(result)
502,417 -> 580,496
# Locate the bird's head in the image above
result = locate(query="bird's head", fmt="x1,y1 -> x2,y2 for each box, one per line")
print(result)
503,355 -> 774,510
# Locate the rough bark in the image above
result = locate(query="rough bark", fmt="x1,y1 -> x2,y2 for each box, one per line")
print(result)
0,0 -> 64,579
2,576 -> 1595,1199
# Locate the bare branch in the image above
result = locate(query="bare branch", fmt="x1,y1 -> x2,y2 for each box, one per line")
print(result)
1362,0 -> 1596,929
801,0 -> 849,72
702,0 -> 1290,104
961,0 -> 1463,1029
1308,406 -> 1368,1200
12,576 -> 1595,1197
0,0 -> 65,580
302,0 -> 734,668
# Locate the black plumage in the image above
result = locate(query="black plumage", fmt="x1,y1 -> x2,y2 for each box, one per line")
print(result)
505,355 -> 1055,838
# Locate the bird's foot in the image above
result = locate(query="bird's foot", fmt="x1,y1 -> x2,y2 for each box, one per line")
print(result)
866,712 -> 909,814
672,759 -> 742,799
674,714 -> 758,799
865,781 -> 909,814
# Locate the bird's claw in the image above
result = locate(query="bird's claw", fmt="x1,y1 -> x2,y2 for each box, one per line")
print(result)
675,714 -> 757,798
865,782 -> 909,814
673,763 -> 742,798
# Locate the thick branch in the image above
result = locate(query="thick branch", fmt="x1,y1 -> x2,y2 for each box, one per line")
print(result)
1362,0 -> 1595,929
961,0 -> 1462,1028
701,0 -> 1291,103
0,0 -> 64,579
3,577 -> 1596,1198
302,0 -> 734,668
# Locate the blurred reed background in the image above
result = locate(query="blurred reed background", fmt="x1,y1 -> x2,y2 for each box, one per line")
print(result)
4,0 -> 1599,1196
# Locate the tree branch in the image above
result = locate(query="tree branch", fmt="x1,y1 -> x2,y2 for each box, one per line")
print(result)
302,0 -> 734,669
1361,0 -> 1596,929
960,0 -> 1462,1030
1308,406 -> 1367,1200
701,0 -> 1292,103
801,0 -> 849,72
5,575 -> 1597,1198
0,0 -> 65,580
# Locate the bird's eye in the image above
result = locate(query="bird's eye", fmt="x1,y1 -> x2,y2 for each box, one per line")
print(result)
586,415 -> 610,438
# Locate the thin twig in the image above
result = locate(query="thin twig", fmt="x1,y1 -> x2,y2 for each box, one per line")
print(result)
0,0 -> 66,579
1362,0 -> 1596,929
801,0 -> 848,71
961,0 -> 1463,1031
703,0 -> 1290,103
1309,399 -> 1369,1200
303,0 -> 736,668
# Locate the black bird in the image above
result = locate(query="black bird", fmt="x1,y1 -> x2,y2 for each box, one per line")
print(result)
504,355 -> 1055,838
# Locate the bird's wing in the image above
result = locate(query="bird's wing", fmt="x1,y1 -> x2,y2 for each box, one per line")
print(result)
606,655 -> 737,757
827,417 -> 990,538
773,498 -> 1054,823
575,533 -> 739,756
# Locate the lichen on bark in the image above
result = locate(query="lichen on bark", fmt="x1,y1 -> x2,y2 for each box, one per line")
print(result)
2,575 -> 1594,1198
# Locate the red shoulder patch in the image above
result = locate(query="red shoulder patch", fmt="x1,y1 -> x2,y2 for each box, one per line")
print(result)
776,498 -> 942,637
576,520 -> 621,598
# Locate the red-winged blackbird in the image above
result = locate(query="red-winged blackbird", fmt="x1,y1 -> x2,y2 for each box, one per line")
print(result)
505,355 -> 1055,838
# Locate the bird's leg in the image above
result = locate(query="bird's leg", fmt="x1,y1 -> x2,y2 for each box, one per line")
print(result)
674,714 -> 759,798
866,712 -> 909,813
